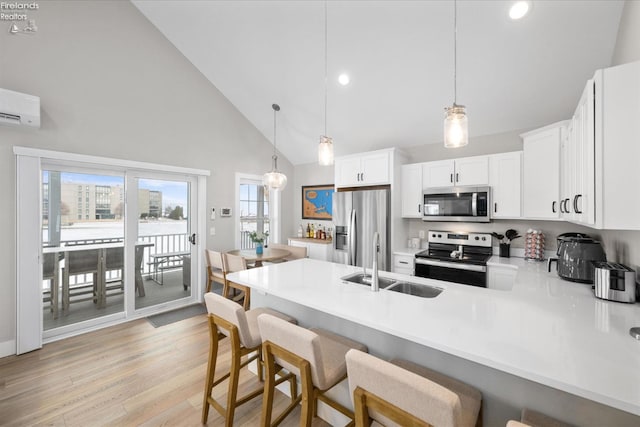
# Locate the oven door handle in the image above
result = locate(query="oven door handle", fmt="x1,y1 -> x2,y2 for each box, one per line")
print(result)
415,258 -> 487,272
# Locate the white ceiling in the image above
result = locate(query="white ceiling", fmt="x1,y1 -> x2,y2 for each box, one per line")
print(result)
133,0 -> 624,165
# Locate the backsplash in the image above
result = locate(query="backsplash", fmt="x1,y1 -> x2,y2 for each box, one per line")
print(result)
407,219 -> 640,270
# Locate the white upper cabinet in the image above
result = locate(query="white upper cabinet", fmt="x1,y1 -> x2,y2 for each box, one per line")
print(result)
559,60 -> 640,229
521,122 -> 566,219
335,150 -> 391,188
422,155 -> 488,188
489,151 -> 522,219
401,163 -> 423,218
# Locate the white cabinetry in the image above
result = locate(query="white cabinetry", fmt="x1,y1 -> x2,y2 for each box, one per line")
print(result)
489,152 -> 522,219
288,238 -> 333,261
392,253 -> 414,275
335,150 -> 391,188
401,164 -> 423,218
422,156 -> 488,188
521,122 -> 566,219
559,60 -> 640,229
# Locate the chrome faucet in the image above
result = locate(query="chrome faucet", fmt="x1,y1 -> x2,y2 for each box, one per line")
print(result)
371,231 -> 380,292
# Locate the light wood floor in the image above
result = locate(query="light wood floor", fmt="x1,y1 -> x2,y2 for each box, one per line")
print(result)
0,312 -> 330,426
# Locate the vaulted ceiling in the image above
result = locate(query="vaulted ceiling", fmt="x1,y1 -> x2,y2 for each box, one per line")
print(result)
133,1 -> 624,165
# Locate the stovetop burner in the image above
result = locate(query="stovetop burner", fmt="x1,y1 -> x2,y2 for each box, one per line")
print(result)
414,230 -> 494,266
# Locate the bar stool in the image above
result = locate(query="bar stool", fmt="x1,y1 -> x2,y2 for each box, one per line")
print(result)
507,408 -> 572,427
257,313 -> 368,427
345,349 -> 482,427
201,292 -> 298,427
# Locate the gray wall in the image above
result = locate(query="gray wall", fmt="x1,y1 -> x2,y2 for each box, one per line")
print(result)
0,1 -> 294,348
612,0 -> 640,66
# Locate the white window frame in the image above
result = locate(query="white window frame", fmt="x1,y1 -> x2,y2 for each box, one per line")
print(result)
235,173 -> 281,249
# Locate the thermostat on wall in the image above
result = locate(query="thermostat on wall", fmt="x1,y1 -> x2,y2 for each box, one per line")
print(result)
220,207 -> 232,217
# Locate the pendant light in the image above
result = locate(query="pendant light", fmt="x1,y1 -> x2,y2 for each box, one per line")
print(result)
263,103 -> 288,190
318,1 -> 334,166
444,0 -> 468,148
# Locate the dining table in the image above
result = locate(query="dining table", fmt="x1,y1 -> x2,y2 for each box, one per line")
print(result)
226,248 -> 290,267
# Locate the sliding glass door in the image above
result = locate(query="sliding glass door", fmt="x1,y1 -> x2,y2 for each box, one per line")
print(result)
131,175 -> 195,311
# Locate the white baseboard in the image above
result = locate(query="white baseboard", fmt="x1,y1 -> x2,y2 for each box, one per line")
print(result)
0,339 -> 16,358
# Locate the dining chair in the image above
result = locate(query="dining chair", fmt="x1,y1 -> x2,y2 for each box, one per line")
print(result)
507,408 -> 571,427
222,253 -> 251,310
62,249 -> 101,313
267,243 -> 307,262
104,246 -> 124,307
205,249 -> 227,293
42,252 -> 60,319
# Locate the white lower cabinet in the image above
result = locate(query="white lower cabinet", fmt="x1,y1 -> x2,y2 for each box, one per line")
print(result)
392,253 -> 414,275
288,239 -> 333,261
487,265 -> 517,291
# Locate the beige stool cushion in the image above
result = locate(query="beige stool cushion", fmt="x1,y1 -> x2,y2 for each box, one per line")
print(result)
520,408 -> 572,427
347,350 -> 464,427
257,314 -> 367,391
204,292 -> 296,349
507,422 -> 529,427
391,358 -> 481,427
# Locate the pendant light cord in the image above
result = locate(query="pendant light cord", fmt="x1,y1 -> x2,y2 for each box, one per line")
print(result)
324,1 -> 328,136
272,103 -> 280,166
454,0 -> 457,105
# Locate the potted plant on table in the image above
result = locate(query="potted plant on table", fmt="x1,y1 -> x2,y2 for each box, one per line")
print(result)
491,229 -> 521,258
249,231 -> 269,255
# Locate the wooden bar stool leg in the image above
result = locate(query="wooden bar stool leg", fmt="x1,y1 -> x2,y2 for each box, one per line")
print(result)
261,343 -> 277,427
201,318 -> 220,424
225,333 -> 242,427
299,362 -> 314,427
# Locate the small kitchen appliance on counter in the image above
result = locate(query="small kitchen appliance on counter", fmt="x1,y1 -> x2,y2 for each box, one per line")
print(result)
524,229 -> 545,261
548,233 -> 606,283
414,231 -> 492,287
592,262 -> 637,303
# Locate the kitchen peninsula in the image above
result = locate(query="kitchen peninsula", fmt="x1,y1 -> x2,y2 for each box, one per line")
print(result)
226,258 -> 640,427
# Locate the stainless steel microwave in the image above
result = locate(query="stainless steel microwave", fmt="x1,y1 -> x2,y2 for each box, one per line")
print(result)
422,186 -> 491,222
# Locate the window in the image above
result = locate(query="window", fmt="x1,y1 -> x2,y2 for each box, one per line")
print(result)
235,174 -> 280,249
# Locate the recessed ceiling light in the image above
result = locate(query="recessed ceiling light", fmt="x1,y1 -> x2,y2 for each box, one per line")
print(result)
338,73 -> 350,86
509,1 -> 530,20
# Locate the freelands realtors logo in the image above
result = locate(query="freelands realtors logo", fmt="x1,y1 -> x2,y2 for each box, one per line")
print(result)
1,2 -> 39,34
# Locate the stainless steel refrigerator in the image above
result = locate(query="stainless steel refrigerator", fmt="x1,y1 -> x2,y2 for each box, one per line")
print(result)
332,187 -> 390,271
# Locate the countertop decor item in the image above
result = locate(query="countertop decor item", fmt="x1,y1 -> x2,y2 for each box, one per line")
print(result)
263,103 -> 287,190
492,229 -> 521,258
524,229 -> 545,261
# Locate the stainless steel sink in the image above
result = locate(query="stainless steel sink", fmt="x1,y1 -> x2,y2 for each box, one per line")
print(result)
385,282 -> 443,298
340,273 -> 443,298
340,273 -> 396,289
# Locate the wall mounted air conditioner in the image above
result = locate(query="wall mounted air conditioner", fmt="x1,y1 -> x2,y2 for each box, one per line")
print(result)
0,88 -> 40,128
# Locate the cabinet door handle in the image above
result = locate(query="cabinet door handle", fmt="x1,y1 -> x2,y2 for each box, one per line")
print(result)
450,173 -> 453,183
494,202 -> 497,213
565,198 -> 571,212
574,194 -> 583,214
361,173 -> 364,182
552,201 -> 557,213
456,173 -> 459,183
399,261 -> 409,265
418,204 -> 421,213
560,199 -> 566,213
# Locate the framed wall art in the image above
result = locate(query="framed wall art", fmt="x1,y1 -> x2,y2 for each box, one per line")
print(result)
302,184 -> 334,220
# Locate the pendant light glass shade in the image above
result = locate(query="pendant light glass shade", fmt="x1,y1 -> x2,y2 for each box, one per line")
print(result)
444,104 -> 468,148
263,104 -> 287,191
444,0 -> 468,148
318,135 -> 334,166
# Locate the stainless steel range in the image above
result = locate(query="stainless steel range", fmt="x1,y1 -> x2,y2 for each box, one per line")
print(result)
414,231 -> 493,288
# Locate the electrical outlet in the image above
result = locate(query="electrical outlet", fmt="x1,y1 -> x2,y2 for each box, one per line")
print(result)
210,227 -> 216,236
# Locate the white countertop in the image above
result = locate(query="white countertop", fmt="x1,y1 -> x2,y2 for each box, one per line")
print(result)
226,258 -> 640,416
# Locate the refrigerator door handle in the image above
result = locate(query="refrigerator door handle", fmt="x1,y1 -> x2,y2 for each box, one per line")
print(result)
348,209 -> 357,265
